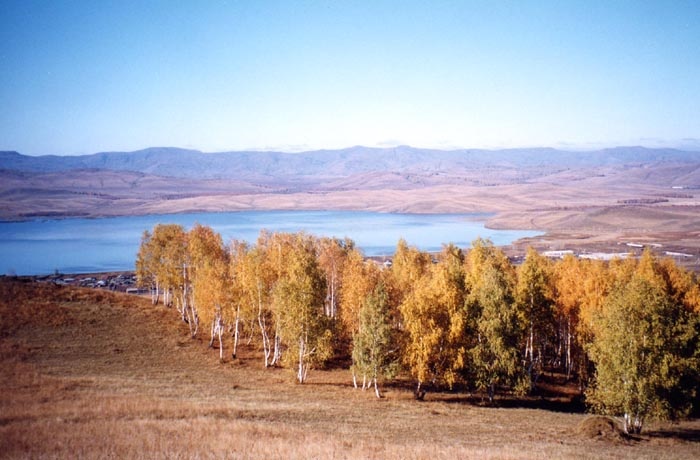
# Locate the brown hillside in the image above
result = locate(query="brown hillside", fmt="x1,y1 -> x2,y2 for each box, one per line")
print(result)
1,280 -> 698,459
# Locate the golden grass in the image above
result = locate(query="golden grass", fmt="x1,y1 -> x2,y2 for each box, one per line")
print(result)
1,280 -> 698,459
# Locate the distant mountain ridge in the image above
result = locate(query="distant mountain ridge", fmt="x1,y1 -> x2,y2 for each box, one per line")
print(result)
1,146 -> 698,182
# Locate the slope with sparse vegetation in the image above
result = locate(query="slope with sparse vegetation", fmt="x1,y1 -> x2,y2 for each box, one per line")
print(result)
2,278 -> 700,459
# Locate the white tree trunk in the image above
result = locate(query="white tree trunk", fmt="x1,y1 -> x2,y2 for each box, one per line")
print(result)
330,271 -> 335,317
209,319 -> 216,347
187,305 -> 196,338
271,327 -> 281,366
297,336 -> 306,383
258,313 -> 270,367
152,281 -> 160,305
374,378 -> 381,398
329,269 -> 336,317
246,319 -> 255,345
623,413 -> 643,435
232,304 -> 240,359
256,283 -> 271,367
218,317 -> 224,361
566,316 -> 572,379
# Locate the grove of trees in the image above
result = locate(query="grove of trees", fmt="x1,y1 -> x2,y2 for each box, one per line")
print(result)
136,224 -> 700,433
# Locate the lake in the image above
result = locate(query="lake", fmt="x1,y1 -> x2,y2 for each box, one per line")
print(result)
0,211 -> 541,275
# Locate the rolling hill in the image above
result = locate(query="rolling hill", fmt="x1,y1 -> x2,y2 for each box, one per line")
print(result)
2,146 -> 700,258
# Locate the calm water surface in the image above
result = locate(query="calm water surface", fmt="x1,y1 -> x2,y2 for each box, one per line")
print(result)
0,211 -> 540,275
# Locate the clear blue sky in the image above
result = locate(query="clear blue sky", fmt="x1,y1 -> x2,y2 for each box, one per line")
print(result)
1,0 -> 699,155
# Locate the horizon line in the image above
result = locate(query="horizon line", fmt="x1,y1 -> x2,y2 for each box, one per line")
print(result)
5,142 -> 700,157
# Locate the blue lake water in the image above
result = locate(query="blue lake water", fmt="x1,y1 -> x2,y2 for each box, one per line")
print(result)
0,211 -> 541,275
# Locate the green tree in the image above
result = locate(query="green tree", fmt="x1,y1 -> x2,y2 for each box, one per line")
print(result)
340,248 -> 382,386
469,263 -> 524,402
587,276 -> 699,434
516,247 -> 556,388
465,238 -> 524,402
352,283 -> 397,397
273,233 -> 333,383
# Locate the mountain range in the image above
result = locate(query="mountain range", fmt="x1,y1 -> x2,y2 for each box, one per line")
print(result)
2,146 -> 699,183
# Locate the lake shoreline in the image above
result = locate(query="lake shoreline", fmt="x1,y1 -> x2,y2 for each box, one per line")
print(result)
1,210 -> 541,276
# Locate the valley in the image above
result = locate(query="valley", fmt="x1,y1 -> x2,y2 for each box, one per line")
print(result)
1,146 -> 699,264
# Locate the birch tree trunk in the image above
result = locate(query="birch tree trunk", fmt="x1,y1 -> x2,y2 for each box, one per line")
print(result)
258,313 -> 270,367
415,381 -> 425,400
297,335 -> 306,383
272,330 -> 281,366
209,319 -> 216,347
232,304 -> 240,359
566,317 -> 572,379
624,413 -> 643,435
256,283 -> 271,367
152,281 -> 160,305
218,316 -> 224,361
329,270 -> 336,318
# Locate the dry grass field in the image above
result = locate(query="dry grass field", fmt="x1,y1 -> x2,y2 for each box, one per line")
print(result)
1,279 -> 699,459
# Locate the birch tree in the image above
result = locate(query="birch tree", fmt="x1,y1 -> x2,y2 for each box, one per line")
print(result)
227,239 -> 250,359
274,234 -> 332,383
578,261 -> 611,355
238,242 -> 275,367
468,262 -> 524,402
188,224 -> 227,340
352,283 -> 397,397
135,230 -> 158,304
340,248 -> 381,387
516,248 -> 555,388
388,238 -> 430,306
135,224 -> 188,308
317,237 -> 352,318
587,276 -> 700,434
340,248 -> 379,339
194,256 -> 230,360
400,244 -> 467,399
553,254 -> 585,379
465,238 -> 523,402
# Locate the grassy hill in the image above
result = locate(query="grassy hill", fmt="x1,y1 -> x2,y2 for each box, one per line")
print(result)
1,279 -> 698,459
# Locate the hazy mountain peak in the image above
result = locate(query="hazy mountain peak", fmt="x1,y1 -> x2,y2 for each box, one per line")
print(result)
1,146 -> 698,180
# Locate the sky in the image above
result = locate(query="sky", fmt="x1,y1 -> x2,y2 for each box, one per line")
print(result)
1,0 -> 699,156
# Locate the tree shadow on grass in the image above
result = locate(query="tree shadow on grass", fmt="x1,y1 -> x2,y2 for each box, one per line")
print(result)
487,395 -> 586,413
646,427 -> 700,443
